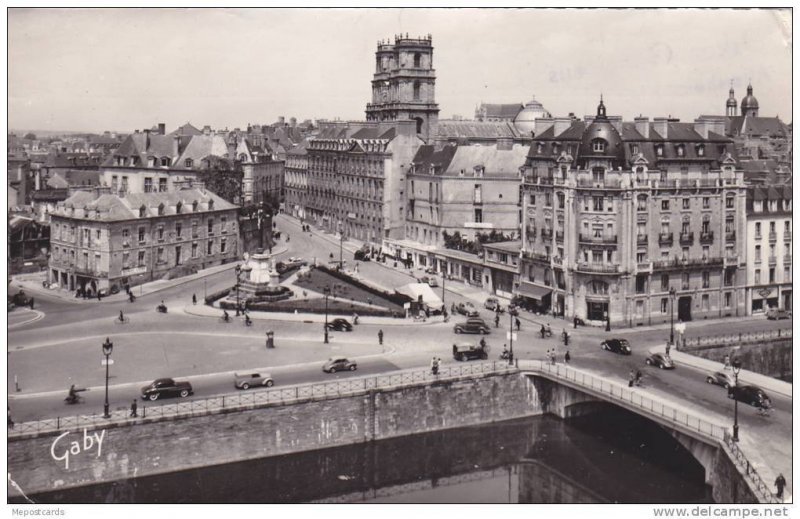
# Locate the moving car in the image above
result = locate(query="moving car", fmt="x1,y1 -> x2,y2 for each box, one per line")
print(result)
455,302 -> 479,317
323,357 -> 357,373
234,372 -> 274,390
426,277 -> 439,288
141,378 -> 193,401
766,308 -> 792,320
727,385 -> 771,408
601,338 -> 632,355
705,370 -> 736,389
484,297 -> 504,313
354,246 -> 371,261
453,317 -> 491,335
452,342 -> 488,361
326,318 -> 353,332
10,291 -> 31,306
645,352 -> 675,369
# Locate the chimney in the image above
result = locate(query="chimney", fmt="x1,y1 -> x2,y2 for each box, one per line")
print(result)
158,123 -> 166,135
534,117 -> 555,137
693,117 -> 710,139
497,137 -> 513,151
202,125 -> 212,136
653,117 -> 669,139
634,116 -> 650,138
552,117 -> 572,136
144,129 -> 150,149
608,115 -> 623,133
173,135 -> 181,156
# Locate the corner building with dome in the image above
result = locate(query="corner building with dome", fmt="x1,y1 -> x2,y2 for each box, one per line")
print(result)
518,99 -> 748,327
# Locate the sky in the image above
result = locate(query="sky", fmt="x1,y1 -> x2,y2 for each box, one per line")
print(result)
7,7 -> 793,134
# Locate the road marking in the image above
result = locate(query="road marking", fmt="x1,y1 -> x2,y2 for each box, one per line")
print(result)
8,310 -> 45,330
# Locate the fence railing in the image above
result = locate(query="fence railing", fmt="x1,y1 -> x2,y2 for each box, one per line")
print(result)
684,328 -> 792,349
518,360 -> 778,504
517,360 -> 728,440
8,362 -> 517,439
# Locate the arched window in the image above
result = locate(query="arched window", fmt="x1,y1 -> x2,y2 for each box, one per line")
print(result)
139,205 -> 146,218
176,202 -> 182,214
413,52 -> 421,68
413,81 -> 421,100
158,203 -> 165,216
192,200 -> 199,212
415,117 -> 423,134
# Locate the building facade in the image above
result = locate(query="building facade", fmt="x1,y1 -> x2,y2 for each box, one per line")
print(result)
48,186 -> 238,294
365,34 -> 439,142
285,139 -> 309,219
518,99 -> 748,327
744,185 -> 792,314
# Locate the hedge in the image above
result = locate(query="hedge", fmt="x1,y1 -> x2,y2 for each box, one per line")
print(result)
204,288 -> 231,305
315,265 -> 411,307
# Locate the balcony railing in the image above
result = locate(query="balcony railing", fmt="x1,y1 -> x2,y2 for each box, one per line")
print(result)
579,234 -> 618,245
522,250 -> 550,262
768,255 -> 777,265
575,263 -> 620,274
699,231 -> 714,244
725,231 -> 736,242
552,256 -> 563,266
576,177 -> 622,189
652,257 -> 724,270
784,231 -> 791,241
658,233 -> 673,246
525,226 -> 537,239
724,254 -> 739,265
784,255 -> 792,265
541,229 -> 553,240
768,232 -> 777,242
555,231 -> 564,242
637,261 -> 652,272
637,234 -> 648,246
679,232 -> 694,246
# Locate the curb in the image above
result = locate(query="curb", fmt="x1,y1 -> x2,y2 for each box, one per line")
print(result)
8,310 -> 45,330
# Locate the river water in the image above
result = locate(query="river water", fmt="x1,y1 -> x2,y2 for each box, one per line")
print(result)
24,407 -> 713,504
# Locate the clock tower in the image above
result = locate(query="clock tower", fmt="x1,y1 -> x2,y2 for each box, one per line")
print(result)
365,33 -> 439,142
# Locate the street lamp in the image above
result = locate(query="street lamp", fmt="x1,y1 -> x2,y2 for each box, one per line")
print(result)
669,287 -> 677,345
732,357 -> 742,442
323,286 -> 331,344
235,265 -> 242,316
102,337 -> 113,418
508,312 -> 514,365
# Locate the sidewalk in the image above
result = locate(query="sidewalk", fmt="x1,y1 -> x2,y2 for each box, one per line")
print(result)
647,345 -> 792,399
10,244 -> 288,305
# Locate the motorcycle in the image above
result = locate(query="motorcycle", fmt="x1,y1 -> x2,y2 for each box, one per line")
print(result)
156,304 -> 168,313
64,387 -> 87,405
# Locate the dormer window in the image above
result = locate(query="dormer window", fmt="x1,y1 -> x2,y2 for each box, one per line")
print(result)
592,139 -> 606,153
656,145 -> 664,157
157,203 -> 165,216
148,157 -> 156,167
161,157 -> 170,167
676,144 -> 685,157
754,200 -> 763,212
631,144 -> 639,155
239,154 -> 248,162
176,202 -> 182,214
139,205 -> 146,218
697,144 -> 705,157
537,143 -> 543,154
208,199 -> 214,211
192,200 -> 199,212
185,159 -> 193,168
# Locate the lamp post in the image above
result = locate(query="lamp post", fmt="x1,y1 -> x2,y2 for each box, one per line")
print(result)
235,265 -> 242,316
323,286 -> 330,344
669,287 -> 677,345
102,337 -> 113,418
508,312 -> 514,365
732,357 -> 742,442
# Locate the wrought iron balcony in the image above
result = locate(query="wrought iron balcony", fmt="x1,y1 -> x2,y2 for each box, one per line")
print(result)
525,226 -> 537,239
541,229 -> 553,240
784,231 -> 792,241
724,254 -> 739,265
658,233 -> 673,246
580,233 -> 619,245
679,232 -> 694,246
522,250 -> 550,262
636,234 -> 648,246
552,256 -> 563,266
699,231 -> 714,244
575,262 -> 621,274
555,231 -> 564,242
784,254 -> 792,265
637,261 -> 653,272
768,232 -> 777,242
725,231 -> 736,242
768,255 -> 777,265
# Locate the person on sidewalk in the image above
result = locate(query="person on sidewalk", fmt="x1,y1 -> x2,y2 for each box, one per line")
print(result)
628,370 -> 636,387
494,314 -> 500,328
515,317 -> 521,331
378,329 -> 384,345
564,350 -> 571,364
724,354 -> 731,370
431,356 -> 438,376
192,294 -> 197,305
775,473 -> 786,499
29,297 -> 34,310
97,292 -> 102,301
665,341 -> 671,357
573,315 -> 578,329
130,399 -> 138,418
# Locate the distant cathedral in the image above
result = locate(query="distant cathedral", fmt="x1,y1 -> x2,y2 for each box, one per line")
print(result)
726,82 -> 759,117
365,34 -> 439,142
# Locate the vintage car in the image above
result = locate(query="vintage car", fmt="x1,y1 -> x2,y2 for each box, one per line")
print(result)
455,302 -> 480,317
705,370 -> 737,390
766,308 -> 792,320
234,372 -> 274,390
453,317 -> 491,335
141,378 -> 193,401
645,352 -> 675,369
484,297 -> 504,313
323,357 -> 357,373
452,342 -> 488,361
600,338 -> 632,355
728,385 -> 771,408
326,318 -> 353,332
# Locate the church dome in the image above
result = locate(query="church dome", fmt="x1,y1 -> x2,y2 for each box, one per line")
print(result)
514,95 -> 551,133
741,83 -> 759,115
726,87 -> 737,108
577,98 -> 625,167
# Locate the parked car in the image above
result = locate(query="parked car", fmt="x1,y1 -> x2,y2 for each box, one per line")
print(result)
452,341 -> 488,361
354,248 -> 371,261
455,302 -> 479,317
10,291 -> 31,306
426,277 -> 439,288
727,385 -> 771,408
705,370 -> 737,389
645,352 -> 675,369
141,378 -> 193,401
323,357 -> 357,373
600,338 -> 632,355
326,318 -> 353,332
453,317 -> 491,335
234,372 -> 274,390
766,308 -> 792,320
484,297 -> 504,313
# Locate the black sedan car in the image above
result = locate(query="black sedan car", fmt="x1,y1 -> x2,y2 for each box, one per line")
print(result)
601,338 -> 632,355
728,385 -> 771,408
323,357 -> 357,373
141,378 -> 193,401
326,318 -> 353,332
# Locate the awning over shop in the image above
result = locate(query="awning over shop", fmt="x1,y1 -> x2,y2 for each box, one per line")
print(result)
516,281 -> 552,301
396,283 -> 444,309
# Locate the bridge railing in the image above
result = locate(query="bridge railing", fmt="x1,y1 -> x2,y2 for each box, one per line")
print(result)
519,359 -> 779,504
518,360 -> 728,439
683,328 -> 791,349
8,361 -> 516,439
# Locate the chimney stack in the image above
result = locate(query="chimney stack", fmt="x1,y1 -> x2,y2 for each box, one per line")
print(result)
202,125 -> 212,136
497,137 -> 513,151
158,123 -> 166,135
634,116 -> 650,139
653,117 -> 669,139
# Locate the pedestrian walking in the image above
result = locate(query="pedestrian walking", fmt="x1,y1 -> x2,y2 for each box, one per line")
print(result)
494,314 -> 500,328
564,350 -> 571,364
573,316 -> 578,329
775,473 -> 786,499
378,329 -> 384,345
430,356 -> 437,375
29,297 -> 34,310
665,341 -> 671,357
515,317 -> 521,331
192,293 -> 197,305
628,370 -> 636,387
724,354 -> 731,370
130,399 -> 138,418
7,406 -> 13,429
540,325 -> 546,339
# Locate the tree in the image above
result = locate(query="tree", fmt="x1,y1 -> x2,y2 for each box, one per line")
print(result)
23,133 -> 36,141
